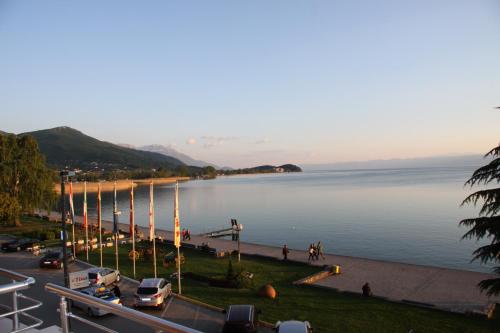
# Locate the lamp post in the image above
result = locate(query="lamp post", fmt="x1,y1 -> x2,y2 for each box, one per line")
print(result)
59,170 -> 75,288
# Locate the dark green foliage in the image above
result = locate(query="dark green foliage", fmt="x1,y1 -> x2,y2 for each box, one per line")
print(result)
0,134 -> 56,225
460,143 -> 500,296
220,164 -> 302,175
0,193 -> 20,224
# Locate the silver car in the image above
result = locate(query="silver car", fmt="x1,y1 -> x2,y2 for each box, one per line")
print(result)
88,267 -> 121,286
275,321 -> 313,333
134,278 -> 172,309
72,286 -> 121,317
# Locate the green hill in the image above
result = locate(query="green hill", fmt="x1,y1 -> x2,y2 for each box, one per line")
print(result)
220,164 -> 302,175
20,127 -> 185,171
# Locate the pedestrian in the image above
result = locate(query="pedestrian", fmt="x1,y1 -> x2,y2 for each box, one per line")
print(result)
112,284 -> 121,298
282,244 -> 290,260
362,282 -> 372,297
308,244 -> 315,261
181,228 -> 186,241
316,241 -> 325,260
185,229 -> 191,240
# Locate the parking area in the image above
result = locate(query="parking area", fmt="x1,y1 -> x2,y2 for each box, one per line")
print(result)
0,251 -> 273,333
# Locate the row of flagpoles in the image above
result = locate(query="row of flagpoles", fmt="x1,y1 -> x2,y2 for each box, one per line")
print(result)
67,180 -> 182,291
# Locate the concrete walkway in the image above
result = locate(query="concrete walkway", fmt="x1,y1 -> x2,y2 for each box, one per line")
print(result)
42,211 -> 500,314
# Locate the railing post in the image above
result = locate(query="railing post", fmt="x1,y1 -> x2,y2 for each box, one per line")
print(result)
59,296 -> 69,333
11,280 -> 19,331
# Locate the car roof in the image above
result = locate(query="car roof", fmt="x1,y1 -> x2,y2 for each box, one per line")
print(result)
88,267 -> 111,274
277,321 -> 309,333
227,305 -> 254,322
139,278 -> 164,288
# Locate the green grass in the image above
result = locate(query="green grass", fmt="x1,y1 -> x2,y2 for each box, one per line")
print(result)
80,242 -> 499,333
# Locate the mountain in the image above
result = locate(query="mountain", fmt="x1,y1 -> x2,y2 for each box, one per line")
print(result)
20,127 -> 185,170
139,144 -> 219,168
302,154 -> 486,171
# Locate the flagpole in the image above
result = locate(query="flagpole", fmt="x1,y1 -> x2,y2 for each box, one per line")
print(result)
174,181 -> 182,294
70,182 -> 76,258
98,183 -> 103,267
130,182 -> 136,279
113,182 -> 119,271
150,181 -> 157,278
84,181 -> 89,262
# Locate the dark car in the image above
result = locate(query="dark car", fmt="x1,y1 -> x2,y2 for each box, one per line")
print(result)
2,238 -> 39,252
39,251 -> 75,269
0,234 -> 17,248
223,305 -> 259,333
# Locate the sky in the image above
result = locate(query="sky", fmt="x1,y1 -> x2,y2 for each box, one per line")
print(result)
1,1 -> 499,168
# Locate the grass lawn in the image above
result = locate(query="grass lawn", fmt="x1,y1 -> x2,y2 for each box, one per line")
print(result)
80,242 -> 499,333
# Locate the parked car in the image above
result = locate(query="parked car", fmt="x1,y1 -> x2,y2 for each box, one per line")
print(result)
275,321 -> 313,333
0,234 -> 17,247
223,305 -> 260,333
88,267 -> 121,286
134,278 -> 172,309
39,251 -> 75,269
72,286 -> 121,317
2,238 -> 39,252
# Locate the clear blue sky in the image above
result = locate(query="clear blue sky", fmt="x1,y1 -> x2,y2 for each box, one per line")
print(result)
1,0 -> 499,167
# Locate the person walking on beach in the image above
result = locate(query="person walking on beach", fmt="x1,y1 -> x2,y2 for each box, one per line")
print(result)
282,244 -> 290,260
362,282 -> 372,297
316,241 -> 325,260
308,244 -> 315,261
181,228 -> 186,241
185,229 -> 191,240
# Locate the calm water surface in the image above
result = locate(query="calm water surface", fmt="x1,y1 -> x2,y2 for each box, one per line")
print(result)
71,167 -> 494,273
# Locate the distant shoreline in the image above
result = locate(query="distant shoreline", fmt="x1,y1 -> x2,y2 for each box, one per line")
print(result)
53,177 -> 190,194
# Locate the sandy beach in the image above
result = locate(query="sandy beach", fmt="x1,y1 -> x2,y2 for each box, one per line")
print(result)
53,177 -> 190,194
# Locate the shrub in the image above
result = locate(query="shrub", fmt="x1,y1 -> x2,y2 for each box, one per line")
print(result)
44,231 -> 55,240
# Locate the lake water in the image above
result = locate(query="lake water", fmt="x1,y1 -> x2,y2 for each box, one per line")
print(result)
70,166 -> 494,273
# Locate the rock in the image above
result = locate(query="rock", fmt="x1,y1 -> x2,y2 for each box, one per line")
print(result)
258,284 -> 276,299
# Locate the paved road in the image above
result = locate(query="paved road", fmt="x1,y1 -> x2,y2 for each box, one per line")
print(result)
0,251 -> 272,333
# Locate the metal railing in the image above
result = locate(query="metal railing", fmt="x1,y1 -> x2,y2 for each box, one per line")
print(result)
45,283 -> 204,333
0,268 -> 43,333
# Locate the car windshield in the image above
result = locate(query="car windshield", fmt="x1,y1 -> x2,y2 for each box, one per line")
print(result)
88,273 -> 98,280
45,253 -> 60,259
137,287 -> 158,295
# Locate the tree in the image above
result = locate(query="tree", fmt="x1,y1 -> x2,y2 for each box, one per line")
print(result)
0,134 -> 56,225
460,143 -> 500,296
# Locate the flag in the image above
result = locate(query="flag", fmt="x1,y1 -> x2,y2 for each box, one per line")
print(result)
129,184 -> 134,236
149,181 -> 155,241
68,182 -> 75,223
113,182 -> 119,234
83,182 -> 88,229
174,181 -> 181,248
97,183 -> 101,230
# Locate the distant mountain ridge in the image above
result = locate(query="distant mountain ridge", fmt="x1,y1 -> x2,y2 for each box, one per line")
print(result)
138,144 -> 220,169
19,127 -> 185,170
302,154 -> 486,171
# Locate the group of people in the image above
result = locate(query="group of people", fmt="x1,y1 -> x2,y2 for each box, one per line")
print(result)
307,241 -> 325,261
181,228 -> 191,241
281,241 -> 326,261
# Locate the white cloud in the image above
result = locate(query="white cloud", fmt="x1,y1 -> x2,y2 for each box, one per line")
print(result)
255,138 -> 270,145
201,136 -> 238,149
186,138 -> 197,145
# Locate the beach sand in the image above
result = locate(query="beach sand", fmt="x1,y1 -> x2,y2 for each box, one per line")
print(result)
53,177 -> 190,194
